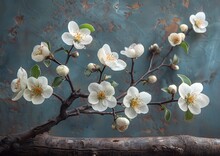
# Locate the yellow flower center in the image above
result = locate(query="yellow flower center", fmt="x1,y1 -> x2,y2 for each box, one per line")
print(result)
172,35 -> 181,44
74,33 -> 82,43
106,54 -> 116,61
195,19 -> 203,28
35,47 -> 43,55
185,94 -> 196,105
97,91 -> 106,100
130,98 -> 140,108
32,86 -> 43,96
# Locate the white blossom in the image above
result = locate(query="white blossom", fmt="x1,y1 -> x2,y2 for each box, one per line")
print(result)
168,33 -> 184,46
123,86 -> 151,119
31,42 -> 50,62
56,65 -> 69,77
88,81 -> 117,111
23,76 -> 53,105
120,43 -> 144,58
115,117 -> 130,132
168,84 -> 177,94
61,21 -> 93,49
11,67 -> 28,101
178,83 -> 210,115
97,44 -> 127,71
190,12 -> 208,33
147,75 -> 157,84
180,24 -> 188,33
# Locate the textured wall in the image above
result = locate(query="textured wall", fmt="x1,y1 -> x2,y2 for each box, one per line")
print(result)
0,0 -> 220,138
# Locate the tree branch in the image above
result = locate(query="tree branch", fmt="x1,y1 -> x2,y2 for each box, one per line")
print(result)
2,134 -> 220,156
130,58 -> 135,86
98,65 -> 106,83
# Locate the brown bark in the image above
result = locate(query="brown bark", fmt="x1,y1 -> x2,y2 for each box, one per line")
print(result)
1,133 -> 220,156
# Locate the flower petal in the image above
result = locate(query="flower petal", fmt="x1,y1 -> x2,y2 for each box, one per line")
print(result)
38,76 -> 48,88
196,12 -> 206,20
102,44 -> 112,55
31,51 -> 45,62
191,83 -> 203,94
135,104 -> 149,114
193,25 -> 206,33
68,21 -> 79,34
195,93 -> 210,108
127,86 -> 139,96
17,67 -> 27,79
11,78 -> 20,92
106,96 -> 117,108
42,86 -> 53,98
188,104 -> 201,115
61,32 -> 74,46
79,28 -> 91,35
27,77 -> 38,90
73,42 -> 85,49
111,52 -> 119,59
189,15 -> 196,25
41,42 -> 48,48
178,97 -> 188,112
81,35 -> 93,45
100,81 -> 115,96
125,107 -> 137,119
12,90 -> 24,101
88,83 -> 101,93
23,89 -> 32,101
139,92 -> 151,104
108,59 -> 126,71
92,101 -> 107,112
97,46 -> 107,65
88,92 -> 99,104
123,95 -> 133,107
178,83 -> 191,98
32,95 -> 45,105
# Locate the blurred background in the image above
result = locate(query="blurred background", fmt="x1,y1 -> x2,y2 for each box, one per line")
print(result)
0,0 -> 220,138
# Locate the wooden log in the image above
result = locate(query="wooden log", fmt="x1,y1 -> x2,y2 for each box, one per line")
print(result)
2,133 -> 220,156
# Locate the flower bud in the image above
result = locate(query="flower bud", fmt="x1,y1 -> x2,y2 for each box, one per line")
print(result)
171,64 -> 179,70
87,63 -> 100,72
147,75 -> 157,84
56,65 -> 69,77
168,84 -> 177,94
149,43 -> 161,54
180,24 -> 188,33
71,51 -> 79,58
115,117 -> 130,132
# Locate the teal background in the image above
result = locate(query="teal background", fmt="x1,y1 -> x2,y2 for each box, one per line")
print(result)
0,0 -> 220,137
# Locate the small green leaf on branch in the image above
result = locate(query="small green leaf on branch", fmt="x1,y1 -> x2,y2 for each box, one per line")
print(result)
184,109 -> 194,121
180,41 -> 189,54
84,69 -> 92,77
52,76 -> 64,87
46,41 -> 51,51
161,87 -> 169,93
43,60 -> 51,68
111,81 -> 119,88
165,108 -> 171,121
30,64 -> 41,78
80,23 -> 95,32
177,74 -> 191,85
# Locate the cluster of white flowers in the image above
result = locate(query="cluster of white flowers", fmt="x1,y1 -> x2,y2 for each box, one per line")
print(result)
11,13 -> 211,133
11,68 -> 53,104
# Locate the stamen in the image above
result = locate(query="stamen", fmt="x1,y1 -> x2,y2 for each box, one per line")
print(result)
130,98 -> 140,108
97,91 -> 106,100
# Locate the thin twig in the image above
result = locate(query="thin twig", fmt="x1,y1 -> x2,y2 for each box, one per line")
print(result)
130,58 -> 135,86
98,65 -> 106,83
66,74 -> 74,93
65,45 -> 74,65
148,99 -> 178,106
52,93 -> 64,103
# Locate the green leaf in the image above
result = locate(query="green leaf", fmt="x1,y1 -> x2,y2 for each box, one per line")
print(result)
185,109 -> 194,121
165,109 -> 171,121
161,87 -> 169,93
30,64 -> 41,78
180,41 -> 189,54
52,76 -> 64,87
177,74 -> 191,85
46,42 -> 51,51
79,23 -> 95,32
172,54 -> 179,65
84,69 -> 92,77
111,81 -> 119,88
43,60 -> 51,68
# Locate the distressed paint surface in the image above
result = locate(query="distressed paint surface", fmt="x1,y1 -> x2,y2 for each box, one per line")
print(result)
0,0 -> 220,137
